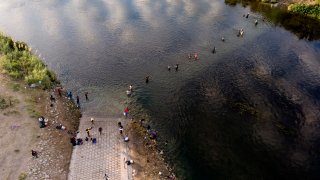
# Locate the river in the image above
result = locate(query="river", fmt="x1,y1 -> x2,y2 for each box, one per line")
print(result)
1,0 -> 320,179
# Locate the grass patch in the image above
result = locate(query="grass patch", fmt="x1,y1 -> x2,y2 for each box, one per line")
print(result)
9,96 -> 19,105
0,32 -> 58,89
27,106 -> 41,118
11,83 -> 21,91
3,110 -> 20,116
0,95 -> 19,110
288,3 -> 320,19
0,97 -> 9,109
18,172 -> 27,180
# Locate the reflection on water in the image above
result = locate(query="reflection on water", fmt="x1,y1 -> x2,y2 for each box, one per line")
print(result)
175,37 -> 320,178
0,0 -> 320,179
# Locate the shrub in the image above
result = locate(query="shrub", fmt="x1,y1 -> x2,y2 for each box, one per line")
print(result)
18,172 -> 27,180
0,33 -> 57,89
0,97 -> 9,109
289,4 -> 320,19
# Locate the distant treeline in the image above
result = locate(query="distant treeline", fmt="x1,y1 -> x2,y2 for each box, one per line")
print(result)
0,32 -> 57,89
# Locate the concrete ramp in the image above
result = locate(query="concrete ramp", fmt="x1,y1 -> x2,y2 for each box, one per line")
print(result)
68,116 -> 131,180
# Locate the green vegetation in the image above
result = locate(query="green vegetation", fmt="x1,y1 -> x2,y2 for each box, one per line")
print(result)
0,96 -> 9,109
18,172 -> 27,180
11,83 -> 21,91
1,95 -> 20,115
0,32 -> 57,89
26,96 -> 42,118
288,3 -> 320,20
3,110 -> 20,116
225,0 -> 320,20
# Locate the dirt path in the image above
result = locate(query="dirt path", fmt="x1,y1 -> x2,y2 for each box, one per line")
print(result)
0,74 -> 40,179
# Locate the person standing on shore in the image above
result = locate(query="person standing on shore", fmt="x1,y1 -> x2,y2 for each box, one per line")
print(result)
86,127 -> 92,137
90,117 -> 94,125
76,95 -> 80,107
99,127 -> 102,135
58,87 -> 62,97
123,107 -> 129,118
67,91 -> 73,99
31,150 -> 38,158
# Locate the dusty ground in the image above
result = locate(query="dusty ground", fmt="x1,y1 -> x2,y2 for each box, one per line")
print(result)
0,73 -> 80,180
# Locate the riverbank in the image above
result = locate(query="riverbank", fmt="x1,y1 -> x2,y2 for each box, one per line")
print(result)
0,32 -> 173,179
0,33 -> 80,179
0,71 -> 81,179
264,0 -> 320,19
126,120 -> 175,179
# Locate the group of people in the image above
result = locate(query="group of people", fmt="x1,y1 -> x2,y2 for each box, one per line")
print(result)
123,80 -> 177,178
38,116 -> 48,128
167,64 -> 179,71
118,121 -> 129,142
64,89 -> 89,108
126,85 -> 133,96
163,17 -> 255,74
209,13 -> 261,54
188,53 -> 198,60
69,118 -> 101,146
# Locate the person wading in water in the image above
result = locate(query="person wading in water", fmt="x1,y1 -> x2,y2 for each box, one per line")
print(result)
145,76 -> 150,83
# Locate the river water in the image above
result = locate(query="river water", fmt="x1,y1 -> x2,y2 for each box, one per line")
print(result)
1,0 -> 320,179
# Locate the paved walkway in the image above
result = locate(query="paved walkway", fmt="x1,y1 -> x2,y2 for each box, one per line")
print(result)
68,116 -> 131,180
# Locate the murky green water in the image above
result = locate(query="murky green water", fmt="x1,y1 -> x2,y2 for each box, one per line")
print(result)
1,0 -> 320,179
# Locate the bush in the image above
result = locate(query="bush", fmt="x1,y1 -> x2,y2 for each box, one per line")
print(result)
0,97 -> 8,109
18,172 -> 27,180
0,33 -> 57,89
289,4 -> 320,19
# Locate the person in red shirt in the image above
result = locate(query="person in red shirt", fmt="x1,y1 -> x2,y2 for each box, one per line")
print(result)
124,107 -> 129,117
